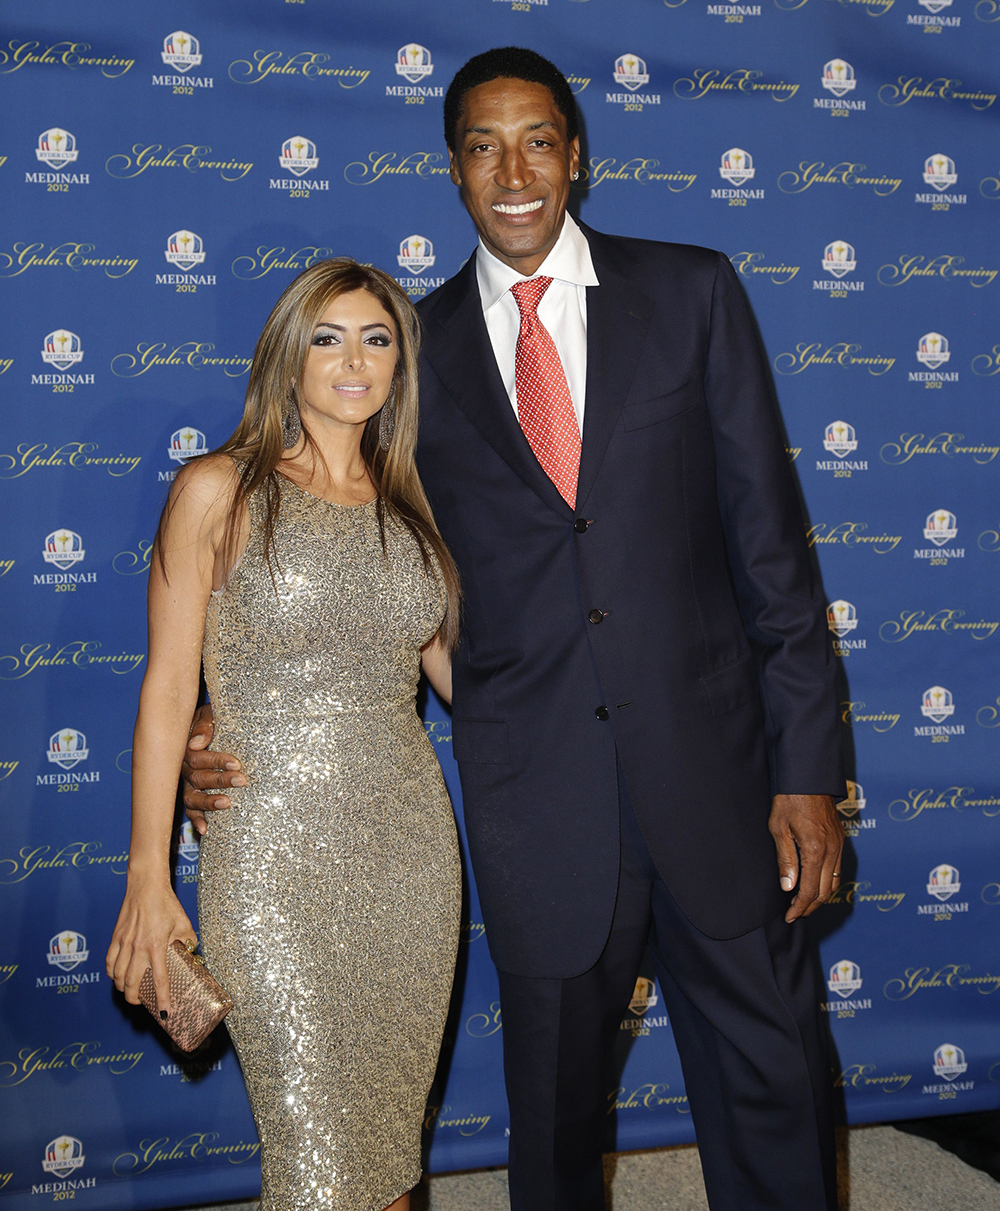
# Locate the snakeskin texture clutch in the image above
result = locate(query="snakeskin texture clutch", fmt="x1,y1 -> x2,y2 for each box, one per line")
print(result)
138,939 -> 234,1052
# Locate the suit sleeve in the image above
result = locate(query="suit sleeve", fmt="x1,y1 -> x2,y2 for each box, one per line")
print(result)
702,251 -> 845,798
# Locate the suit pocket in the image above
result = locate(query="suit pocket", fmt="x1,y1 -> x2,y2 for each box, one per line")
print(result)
621,379 -> 699,431
700,652 -> 758,719
452,718 -> 510,764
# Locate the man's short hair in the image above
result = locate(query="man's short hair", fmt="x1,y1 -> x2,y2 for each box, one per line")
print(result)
444,47 -> 579,151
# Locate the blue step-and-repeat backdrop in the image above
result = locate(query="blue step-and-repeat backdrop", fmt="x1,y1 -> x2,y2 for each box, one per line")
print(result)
1,0 -> 998,1207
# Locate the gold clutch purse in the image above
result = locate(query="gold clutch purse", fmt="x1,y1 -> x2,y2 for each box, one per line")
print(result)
138,939 -> 234,1052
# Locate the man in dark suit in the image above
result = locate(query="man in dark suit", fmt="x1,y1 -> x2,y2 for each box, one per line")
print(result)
184,47 -> 844,1211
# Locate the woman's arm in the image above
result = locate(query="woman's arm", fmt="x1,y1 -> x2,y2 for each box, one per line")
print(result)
106,456 -> 236,1014
421,632 -> 452,706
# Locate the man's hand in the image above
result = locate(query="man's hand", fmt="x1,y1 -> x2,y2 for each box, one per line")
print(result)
768,794 -> 844,923
181,703 -> 244,836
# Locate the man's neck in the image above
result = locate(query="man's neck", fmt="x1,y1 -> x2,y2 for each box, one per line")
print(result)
479,213 -> 568,277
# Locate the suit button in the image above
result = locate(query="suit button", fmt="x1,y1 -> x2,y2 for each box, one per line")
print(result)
588,609 -> 604,625
574,518 -> 590,533
595,706 -> 610,721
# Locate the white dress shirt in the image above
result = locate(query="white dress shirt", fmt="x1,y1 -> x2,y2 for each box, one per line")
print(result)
475,213 -> 600,434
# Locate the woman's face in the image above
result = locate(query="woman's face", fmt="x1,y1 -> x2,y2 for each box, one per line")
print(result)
298,289 -> 398,432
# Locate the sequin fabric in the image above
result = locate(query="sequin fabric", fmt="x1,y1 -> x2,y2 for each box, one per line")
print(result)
198,475 -> 461,1211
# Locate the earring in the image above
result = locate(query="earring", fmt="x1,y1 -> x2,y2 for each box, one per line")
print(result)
572,170 -> 580,181
379,384 -> 396,452
282,389 -> 302,449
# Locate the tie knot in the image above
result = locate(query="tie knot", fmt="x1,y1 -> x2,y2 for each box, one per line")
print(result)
511,275 -> 553,318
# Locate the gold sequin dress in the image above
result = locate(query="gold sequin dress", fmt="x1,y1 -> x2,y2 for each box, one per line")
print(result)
197,476 -> 461,1211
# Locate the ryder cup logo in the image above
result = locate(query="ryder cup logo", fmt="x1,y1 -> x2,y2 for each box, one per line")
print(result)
169,428 -> 209,461
165,231 -> 206,272
177,820 -> 200,861
924,509 -> 957,546
933,1043 -> 967,1081
43,1137 -> 85,1179
36,128 -> 78,171
927,864 -> 961,900
44,529 -> 85,570
628,977 -> 659,1016
719,148 -> 755,187
48,729 -> 89,769
822,59 -> 856,98
919,0 -> 953,11
923,154 -> 957,191
823,421 -> 857,458
917,332 -> 950,369
827,960 -> 863,998
395,44 -> 434,83
827,600 -> 858,637
161,31 -> 202,72
48,931 -> 89,971
823,241 -> 856,278
613,54 -> 649,91
279,136 -> 319,176
42,330 -> 83,371
921,686 -> 954,723
397,235 -> 436,274
837,781 -> 867,818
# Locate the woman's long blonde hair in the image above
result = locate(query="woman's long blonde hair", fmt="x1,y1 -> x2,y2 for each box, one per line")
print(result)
197,258 -> 460,648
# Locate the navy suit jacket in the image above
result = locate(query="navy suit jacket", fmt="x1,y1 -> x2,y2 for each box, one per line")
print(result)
414,223 -> 843,979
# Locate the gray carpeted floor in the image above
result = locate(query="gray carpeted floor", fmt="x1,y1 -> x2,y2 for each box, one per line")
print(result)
190,1123 -> 999,1211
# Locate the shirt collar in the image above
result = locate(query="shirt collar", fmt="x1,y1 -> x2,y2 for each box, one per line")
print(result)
475,212 -> 600,313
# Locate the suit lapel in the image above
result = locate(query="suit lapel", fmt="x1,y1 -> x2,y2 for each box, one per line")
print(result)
422,253 -> 574,518
575,224 -> 654,511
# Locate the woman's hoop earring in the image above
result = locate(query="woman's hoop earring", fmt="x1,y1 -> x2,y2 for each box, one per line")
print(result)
282,389 -> 302,449
379,384 -> 397,452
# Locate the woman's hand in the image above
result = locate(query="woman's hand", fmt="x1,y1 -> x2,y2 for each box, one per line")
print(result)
106,878 -> 197,1015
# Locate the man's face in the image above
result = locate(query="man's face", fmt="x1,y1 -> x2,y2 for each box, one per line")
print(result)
449,77 -> 580,276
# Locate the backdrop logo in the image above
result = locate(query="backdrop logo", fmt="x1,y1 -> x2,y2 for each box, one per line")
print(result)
280,136 -> 318,176
396,43 -> 433,83
42,330 -> 83,371
719,147 -> 754,185
910,0 -> 961,25
177,821 -> 200,862
841,701 -> 900,732
836,783 -> 873,834
729,252 -> 799,284
0,40 -> 135,77
165,231 -> 205,272
878,255 -> 997,287
228,50 -> 370,88
0,443 -> 142,479
882,610 -> 995,641
44,530 -> 85,570
889,787 -> 1000,820
824,421 -> 857,457
1,243 -> 135,279
777,161 -> 901,196
924,509 -> 957,545
916,332 -> 950,369
106,145 -> 253,182
169,428 -> 209,462
828,960 -> 863,997
923,686 -> 954,723
47,728 -> 89,769
36,128 -> 78,171
827,600 -> 858,637
822,59 -> 855,96
628,977 -> 659,1015
933,1044 -> 967,1080
807,523 -> 900,553
397,236 -> 436,274
43,1137 -> 84,1179
674,68 -> 799,101
928,863 -> 962,900
232,246 -> 333,279
343,152 -> 449,185
774,343 -> 894,375
614,53 -> 649,90
881,432 -> 999,464
111,344 -> 251,378
48,931 -> 89,971
823,240 -> 856,278
161,31 -> 201,71
879,76 -> 995,110
924,153 -> 957,190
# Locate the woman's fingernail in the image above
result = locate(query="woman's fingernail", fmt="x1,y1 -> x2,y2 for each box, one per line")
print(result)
160,1010 -> 168,1020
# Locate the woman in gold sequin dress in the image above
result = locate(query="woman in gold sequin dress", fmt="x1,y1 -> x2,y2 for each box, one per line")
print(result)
107,261 -> 463,1211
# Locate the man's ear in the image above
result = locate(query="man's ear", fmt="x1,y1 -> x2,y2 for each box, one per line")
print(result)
569,136 -> 581,181
448,148 -> 462,187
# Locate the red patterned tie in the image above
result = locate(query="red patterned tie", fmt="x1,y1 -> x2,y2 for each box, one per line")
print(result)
511,276 -> 582,508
